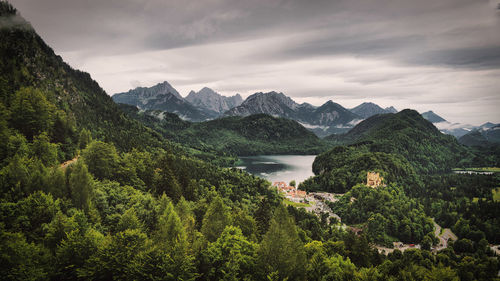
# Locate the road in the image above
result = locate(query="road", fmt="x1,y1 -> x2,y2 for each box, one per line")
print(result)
432,219 -> 457,252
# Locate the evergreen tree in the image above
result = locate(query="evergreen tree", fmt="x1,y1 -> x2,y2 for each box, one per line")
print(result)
9,87 -> 56,140
203,226 -> 257,281
68,160 -> 93,212
156,201 -> 186,249
153,165 -> 182,202
201,196 -> 232,242
257,205 -> 306,281
78,128 -> 92,150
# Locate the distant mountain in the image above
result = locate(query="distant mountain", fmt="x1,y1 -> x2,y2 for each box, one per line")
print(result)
185,87 -> 243,115
224,92 -> 362,137
350,102 -> 395,118
459,125 -> 500,147
303,100 -> 360,127
421,110 -> 474,138
421,111 -> 446,123
385,106 -> 398,113
113,82 -> 212,121
224,91 -> 299,118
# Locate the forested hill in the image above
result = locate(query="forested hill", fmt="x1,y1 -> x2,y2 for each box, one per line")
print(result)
325,109 -> 469,173
119,104 -> 328,156
0,5 -> 164,151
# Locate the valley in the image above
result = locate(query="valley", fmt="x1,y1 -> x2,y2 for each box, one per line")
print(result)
1,1 -> 499,280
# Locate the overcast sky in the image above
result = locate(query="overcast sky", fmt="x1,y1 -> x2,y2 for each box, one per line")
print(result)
9,0 -> 500,125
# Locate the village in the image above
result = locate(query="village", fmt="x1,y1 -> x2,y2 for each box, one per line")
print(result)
272,172 -> 460,255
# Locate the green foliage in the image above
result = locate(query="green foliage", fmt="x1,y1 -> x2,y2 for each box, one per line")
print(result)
55,228 -> 105,280
120,105 -> 329,157
9,87 -> 56,141
0,231 -> 51,281
203,226 -> 257,281
81,141 -> 119,180
422,174 -> 500,243
79,229 -> 149,280
325,109 -> 468,174
301,145 -> 420,193
78,128 -> 92,150
331,185 -> 433,244
257,205 -> 306,281
31,132 -> 58,166
201,196 -> 232,242
67,160 -> 93,212
304,240 -> 357,280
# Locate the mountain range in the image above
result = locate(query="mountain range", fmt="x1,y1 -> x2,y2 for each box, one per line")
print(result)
113,83 -> 404,137
224,92 -> 366,136
113,81 -> 499,140
112,82 -> 216,121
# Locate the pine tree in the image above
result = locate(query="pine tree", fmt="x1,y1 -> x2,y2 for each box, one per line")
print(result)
257,205 -> 306,281
201,196 -> 232,242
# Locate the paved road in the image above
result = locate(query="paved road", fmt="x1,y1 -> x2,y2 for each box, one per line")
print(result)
432,219 -> 457,251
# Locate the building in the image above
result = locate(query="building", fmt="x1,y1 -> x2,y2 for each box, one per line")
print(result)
366,172 -> 383,188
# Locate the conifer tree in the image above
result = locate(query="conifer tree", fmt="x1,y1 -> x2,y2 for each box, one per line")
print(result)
68,160 -> 93,212
201,196 -> 232,242
257,205 -> 306,281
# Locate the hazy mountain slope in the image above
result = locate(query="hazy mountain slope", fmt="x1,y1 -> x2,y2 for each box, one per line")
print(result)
0,7 -> 163,151
350,102 -> 393,118
421,111 -> 446,123
459,125 -> 500,147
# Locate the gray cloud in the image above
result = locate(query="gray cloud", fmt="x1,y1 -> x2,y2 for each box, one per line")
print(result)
8,0 -> 500,124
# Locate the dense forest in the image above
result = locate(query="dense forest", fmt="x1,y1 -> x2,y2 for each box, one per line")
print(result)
118,104 -> 328,157
1,1 -> 499,280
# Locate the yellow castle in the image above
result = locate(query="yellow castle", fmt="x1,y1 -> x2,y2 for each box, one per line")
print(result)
366,172 -> 383,188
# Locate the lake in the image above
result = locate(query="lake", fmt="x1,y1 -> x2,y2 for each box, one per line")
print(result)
237,155 -> 316,184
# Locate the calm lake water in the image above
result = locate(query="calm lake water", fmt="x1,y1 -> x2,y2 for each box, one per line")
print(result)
237,155 -> 316,184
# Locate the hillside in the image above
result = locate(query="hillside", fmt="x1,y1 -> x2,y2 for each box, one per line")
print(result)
1,2 -> 499,280
324,109 -> 469,173
0,5 -> 164,152
119,104 -> 328,156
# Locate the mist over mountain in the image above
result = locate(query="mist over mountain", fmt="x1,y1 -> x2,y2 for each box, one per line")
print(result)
224,92 -> 362,137
459,125 -> 500,147
420,110 -> 498,138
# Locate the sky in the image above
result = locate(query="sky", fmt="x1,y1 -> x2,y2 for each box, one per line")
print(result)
8,0 -> 500,125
